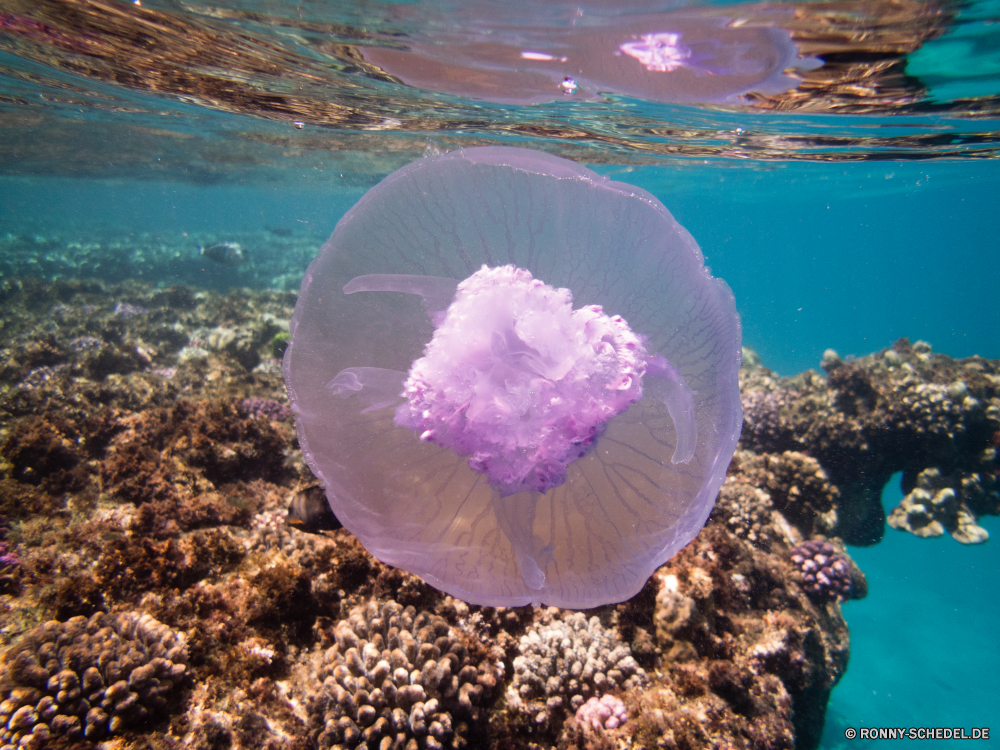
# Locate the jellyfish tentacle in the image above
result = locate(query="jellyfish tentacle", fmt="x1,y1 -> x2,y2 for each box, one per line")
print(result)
645,354 -> 697,464
327,366 -> 407,414
492,491 -> 548,594
344,273 -> 459,325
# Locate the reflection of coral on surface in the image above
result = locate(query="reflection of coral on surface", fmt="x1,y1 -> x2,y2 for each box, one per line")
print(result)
0,612 -> 187,745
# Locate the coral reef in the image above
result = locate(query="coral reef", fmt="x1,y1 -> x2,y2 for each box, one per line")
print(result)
886,467 -> 990,544
0,612 -> 187,746
710,449 -> 841,551
788,541 -> 855,602
0,230 -> 324,292
508,609 -> 647,727
298,599 -> 503,750
632,524 -> 851,750
740,338 -> 1000,545
2,277 -> 995,750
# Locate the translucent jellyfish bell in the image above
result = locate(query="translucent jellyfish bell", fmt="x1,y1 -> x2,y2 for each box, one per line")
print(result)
284,147 -> 742,608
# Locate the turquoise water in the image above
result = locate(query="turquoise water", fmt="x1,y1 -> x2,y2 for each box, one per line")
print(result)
5,160 -> 997,376
1,0 -> 999,745
827,478 -> 1000,748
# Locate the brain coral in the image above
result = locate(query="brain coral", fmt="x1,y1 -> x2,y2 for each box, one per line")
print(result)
0,612 -> 187,747
509,609 -> 646,726
301,600 -> 502,750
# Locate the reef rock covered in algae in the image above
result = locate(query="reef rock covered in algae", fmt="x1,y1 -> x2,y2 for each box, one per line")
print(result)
741,338 -> 1000,546
0,279 -> 994,749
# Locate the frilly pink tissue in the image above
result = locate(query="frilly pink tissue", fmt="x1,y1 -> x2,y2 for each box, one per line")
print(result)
396,265 -> 647,495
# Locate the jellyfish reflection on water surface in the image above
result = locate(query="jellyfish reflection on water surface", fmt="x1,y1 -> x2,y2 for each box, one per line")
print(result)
283,147 -> 743,609
360,6 -> 822,105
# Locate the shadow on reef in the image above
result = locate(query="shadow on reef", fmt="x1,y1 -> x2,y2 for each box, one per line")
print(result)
0,279 -> 995,749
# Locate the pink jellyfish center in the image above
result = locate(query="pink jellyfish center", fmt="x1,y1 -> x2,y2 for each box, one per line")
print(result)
618,32 -> 692,73
395,264 -> 648,495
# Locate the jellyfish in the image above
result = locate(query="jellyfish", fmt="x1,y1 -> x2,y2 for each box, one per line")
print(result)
360,7 -> 821,105
284,147 -> 742,608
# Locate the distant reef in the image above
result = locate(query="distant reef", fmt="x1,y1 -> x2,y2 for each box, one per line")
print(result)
0,278 -> 996,750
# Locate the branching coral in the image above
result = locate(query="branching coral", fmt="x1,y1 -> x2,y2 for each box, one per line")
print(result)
509,609 -> 646,727
0,612 -> 187,747
299,600 -> 502,750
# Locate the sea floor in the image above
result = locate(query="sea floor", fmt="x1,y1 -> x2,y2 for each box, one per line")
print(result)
0,258 -> 996,749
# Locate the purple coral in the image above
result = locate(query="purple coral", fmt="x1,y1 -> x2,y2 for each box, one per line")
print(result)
240,397 -> 293,422
789,540 -> 852,601
575,694 -> 627,731
113,301 -> 148,319
0,541 -> 18,571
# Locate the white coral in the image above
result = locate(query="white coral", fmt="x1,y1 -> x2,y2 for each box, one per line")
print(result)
509,610 -> 645,725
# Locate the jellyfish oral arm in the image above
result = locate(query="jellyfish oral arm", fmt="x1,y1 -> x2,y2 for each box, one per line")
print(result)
644,354 -> 697,464
344,273 -> 459,326
392,264 -> 653,496
335,265 -> 698,481
327,367 -> 406,414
